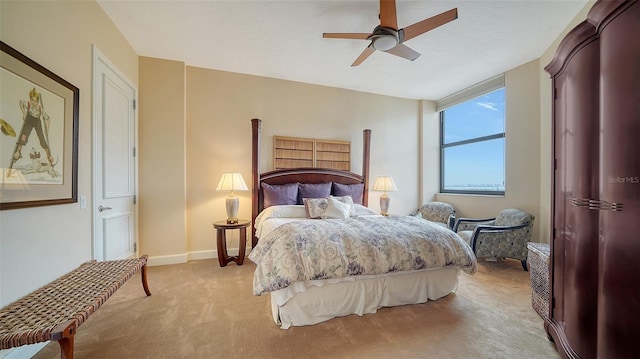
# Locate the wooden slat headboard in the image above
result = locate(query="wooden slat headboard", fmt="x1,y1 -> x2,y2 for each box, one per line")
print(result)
250,118 -> 371,247
273,135 -> 351,171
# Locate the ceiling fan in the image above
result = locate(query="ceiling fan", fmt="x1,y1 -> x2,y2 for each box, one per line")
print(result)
323,0 -> 458,66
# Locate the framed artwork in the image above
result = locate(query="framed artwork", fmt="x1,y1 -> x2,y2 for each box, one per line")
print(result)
0,41 -> 79,210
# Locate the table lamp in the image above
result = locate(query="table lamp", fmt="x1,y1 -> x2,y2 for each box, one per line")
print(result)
216,172 -> 248,224
373,176 -> 397,216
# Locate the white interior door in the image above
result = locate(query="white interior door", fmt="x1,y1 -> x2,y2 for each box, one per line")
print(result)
92,47 -> 138,261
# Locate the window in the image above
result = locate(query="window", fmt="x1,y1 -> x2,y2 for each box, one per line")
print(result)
438,76 -> 505,195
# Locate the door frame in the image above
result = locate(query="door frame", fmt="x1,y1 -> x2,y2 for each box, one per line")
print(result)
91,45 -> 139,260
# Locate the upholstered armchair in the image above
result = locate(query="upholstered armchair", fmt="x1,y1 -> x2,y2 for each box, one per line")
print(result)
411,202 -> 456,229
452,209 -> 535,271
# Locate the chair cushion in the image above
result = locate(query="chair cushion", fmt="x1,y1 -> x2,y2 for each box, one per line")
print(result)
417,202 -> 455,224
458,230 -> 473,245
495,209 -> 534,226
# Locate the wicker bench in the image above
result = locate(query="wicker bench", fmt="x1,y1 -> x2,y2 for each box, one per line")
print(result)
0,255 -> 151,359
527,243 -> 550,318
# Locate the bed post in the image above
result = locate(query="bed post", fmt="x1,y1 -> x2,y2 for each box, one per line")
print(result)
362,129 -> 371,207
251,118 -> 261,248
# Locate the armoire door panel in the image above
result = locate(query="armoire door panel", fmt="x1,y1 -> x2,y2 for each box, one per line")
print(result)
554,35 -> 600,359
596,1 -> 640,357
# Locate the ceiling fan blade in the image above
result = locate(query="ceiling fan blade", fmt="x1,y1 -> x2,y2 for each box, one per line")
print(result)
385,43 -> 420,61
379,0 -> 398,29
352,45 -> 376,67
323,33 -> 371,40
401,8 -> 458,42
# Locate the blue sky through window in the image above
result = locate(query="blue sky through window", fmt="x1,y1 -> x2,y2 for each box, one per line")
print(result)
442,88 -> 505,192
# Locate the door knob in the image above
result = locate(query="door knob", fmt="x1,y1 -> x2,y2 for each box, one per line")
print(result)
98,205 -> 112,212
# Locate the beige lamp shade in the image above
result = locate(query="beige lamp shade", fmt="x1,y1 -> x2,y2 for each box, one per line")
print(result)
372,176 -> 397,216
373,176 -> 398,194
216,173 -> 248,223
216,173 -> 249,193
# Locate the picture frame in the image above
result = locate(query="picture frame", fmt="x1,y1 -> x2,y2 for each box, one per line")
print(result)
0,41 -> 79,210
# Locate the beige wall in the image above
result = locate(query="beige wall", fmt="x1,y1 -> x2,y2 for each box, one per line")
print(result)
138,57 -> 187,264
434,60 -> 543,241
420,100 -> 440,202
0,1 -> 138,310
140,53 -> 556,260
138,65 -> 421,261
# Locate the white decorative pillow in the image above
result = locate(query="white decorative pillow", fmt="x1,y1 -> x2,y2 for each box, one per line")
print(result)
331,195 -> 354,206
303,198 -> 328,219
351,204 -> 381,217
303,195 -> 359,219
322,196 -> 352,219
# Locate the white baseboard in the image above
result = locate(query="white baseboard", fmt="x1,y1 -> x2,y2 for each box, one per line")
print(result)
147,247 -> 252,266
146,253 -> 187,266
187,250 -> 215,261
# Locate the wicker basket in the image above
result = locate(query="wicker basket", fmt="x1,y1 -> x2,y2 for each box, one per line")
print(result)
527,242 -> 550,319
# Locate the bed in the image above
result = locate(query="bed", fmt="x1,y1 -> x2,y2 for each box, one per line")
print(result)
248,119 -> 476,328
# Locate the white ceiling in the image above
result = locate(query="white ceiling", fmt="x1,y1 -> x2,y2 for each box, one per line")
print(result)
97,0 -> 588,101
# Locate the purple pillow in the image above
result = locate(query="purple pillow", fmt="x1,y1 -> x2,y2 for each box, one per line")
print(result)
297,182 -> 332,204
262,182 -> 298,208
332,182 -> 364,205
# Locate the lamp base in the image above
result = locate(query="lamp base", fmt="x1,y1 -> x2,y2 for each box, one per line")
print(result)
379,194 -> 390,216
226,196 -> 239,224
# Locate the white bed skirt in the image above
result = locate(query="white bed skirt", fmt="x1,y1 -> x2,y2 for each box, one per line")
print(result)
270,266 -> 461,329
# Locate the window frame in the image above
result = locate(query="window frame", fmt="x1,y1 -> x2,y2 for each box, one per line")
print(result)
437,75 -> 506,195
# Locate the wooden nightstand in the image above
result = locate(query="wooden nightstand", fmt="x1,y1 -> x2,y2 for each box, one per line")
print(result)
213,219 -> 250,267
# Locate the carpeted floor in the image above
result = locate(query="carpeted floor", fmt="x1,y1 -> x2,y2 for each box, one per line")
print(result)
33,258 -> 559,359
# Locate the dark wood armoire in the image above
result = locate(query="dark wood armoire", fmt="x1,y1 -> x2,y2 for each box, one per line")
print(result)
544,1 -> 640,358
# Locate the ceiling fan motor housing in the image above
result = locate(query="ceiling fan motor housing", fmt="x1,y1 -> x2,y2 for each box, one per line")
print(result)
368,26 -> 403,51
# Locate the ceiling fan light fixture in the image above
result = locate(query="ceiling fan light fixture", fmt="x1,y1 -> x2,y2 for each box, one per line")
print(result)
372,34 -> 398,51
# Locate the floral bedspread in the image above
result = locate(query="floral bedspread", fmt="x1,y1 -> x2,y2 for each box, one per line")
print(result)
248,215 -> 477,296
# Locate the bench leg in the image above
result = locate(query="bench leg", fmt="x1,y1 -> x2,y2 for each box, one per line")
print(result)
51,320 -> 77,359
141,262 -> 151,296
58,335 -> 74,359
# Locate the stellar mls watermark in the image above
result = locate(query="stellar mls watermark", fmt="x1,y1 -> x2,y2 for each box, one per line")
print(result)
607,176 -> 639,184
